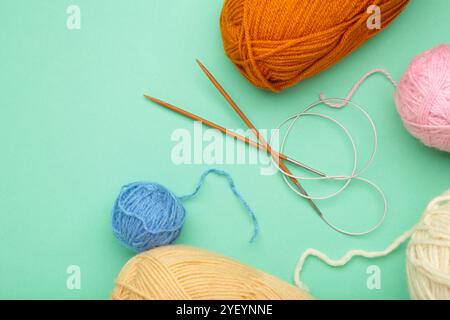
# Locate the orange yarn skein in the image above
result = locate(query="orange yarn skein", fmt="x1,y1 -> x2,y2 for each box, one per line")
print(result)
220,0 -> 410,92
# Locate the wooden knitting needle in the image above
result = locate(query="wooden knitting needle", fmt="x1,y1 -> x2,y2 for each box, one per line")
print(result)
144,94 -> 325,177
196,59 -> 324,218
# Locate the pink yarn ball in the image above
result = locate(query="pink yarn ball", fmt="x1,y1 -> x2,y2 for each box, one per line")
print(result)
395,44 -> 450,152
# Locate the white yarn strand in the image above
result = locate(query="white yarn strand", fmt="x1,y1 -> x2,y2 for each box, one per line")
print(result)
294,230 -> 413,291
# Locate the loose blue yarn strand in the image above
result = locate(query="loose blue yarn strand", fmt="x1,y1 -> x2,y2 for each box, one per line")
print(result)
178,169 -> 259,243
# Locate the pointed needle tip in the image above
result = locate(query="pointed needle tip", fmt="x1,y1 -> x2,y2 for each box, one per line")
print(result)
143,94 -> 157,102
195,59 -> 206,69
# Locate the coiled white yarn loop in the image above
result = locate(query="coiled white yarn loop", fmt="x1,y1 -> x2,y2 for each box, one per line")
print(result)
269,98 -> 387,236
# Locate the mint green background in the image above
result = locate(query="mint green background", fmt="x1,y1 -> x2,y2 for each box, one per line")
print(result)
0,0 -> 449,300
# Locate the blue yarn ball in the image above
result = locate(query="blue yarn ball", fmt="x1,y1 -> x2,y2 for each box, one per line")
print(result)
112,182 -> 186,252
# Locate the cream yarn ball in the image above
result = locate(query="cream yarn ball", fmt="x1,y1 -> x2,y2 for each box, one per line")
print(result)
295,190 -> 450,300
407,190 -> 450,299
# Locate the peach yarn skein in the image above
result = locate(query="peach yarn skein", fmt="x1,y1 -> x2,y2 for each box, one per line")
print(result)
112,245 -> 311,300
